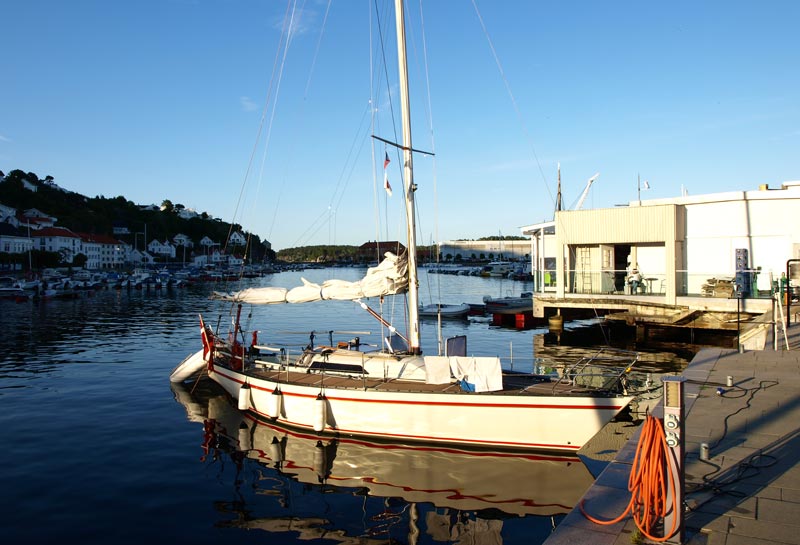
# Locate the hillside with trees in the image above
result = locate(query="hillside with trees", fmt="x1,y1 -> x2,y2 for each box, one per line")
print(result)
0,169 -> 274,263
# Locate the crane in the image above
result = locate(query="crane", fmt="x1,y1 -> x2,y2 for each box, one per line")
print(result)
574,173 -> 600,210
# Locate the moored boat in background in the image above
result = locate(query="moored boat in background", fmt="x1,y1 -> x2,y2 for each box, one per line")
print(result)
418,302 -> 470,319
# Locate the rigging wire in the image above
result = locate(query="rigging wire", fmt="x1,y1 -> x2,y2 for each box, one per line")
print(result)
266,0 -> 330,245
470,0 -> 555,210
219,0 -> 295,291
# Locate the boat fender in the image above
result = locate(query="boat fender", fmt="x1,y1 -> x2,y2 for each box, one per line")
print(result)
313,393 -> 327,432
266,388 -> 282,419
238,383 -> 251,411
238,422 -> 253,451
268,436 -> 285,464
313,440 -> 328,482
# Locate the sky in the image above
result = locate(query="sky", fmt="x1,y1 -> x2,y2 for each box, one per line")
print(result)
2,0 -> 798,251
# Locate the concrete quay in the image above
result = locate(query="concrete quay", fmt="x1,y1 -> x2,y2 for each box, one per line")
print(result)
545,324 -> 800,545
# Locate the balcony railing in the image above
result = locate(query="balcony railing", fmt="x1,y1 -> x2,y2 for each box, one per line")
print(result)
542,269 -> 773,299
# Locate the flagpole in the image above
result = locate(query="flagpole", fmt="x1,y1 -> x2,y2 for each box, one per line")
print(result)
637,173 -> 641,205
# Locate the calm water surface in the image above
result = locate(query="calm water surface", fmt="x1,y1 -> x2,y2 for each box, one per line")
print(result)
0,267 -> 688,544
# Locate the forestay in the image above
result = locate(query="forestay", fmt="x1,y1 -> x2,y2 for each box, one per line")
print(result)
214,252 -> 408,305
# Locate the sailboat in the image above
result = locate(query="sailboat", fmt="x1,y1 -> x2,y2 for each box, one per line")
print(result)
171,0 -> 636,453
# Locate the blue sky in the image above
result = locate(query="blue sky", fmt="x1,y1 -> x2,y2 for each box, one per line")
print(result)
2,0 -> 798,251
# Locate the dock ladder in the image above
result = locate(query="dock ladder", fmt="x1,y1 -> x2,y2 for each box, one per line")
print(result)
577,247 -> 592,293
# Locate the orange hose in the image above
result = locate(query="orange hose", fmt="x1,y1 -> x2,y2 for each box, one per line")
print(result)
580,415 -> 679,542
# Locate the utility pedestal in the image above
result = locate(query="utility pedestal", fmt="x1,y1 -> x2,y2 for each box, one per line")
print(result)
663,376 -> 686,544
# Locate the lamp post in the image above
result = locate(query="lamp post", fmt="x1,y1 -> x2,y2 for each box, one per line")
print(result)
637,174 -> 651,204
735,283 -> 743,352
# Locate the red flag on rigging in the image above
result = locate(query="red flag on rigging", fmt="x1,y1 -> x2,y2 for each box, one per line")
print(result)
383,171 -> 393,197
384,152 -> 390,169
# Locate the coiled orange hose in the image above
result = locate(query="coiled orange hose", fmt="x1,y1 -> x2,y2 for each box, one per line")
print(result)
580,415 -> 680,542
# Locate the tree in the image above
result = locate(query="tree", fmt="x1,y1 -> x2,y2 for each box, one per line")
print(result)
161,199 -> 174,213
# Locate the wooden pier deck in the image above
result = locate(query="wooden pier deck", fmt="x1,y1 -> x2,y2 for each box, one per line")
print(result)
545,323 -> 800,544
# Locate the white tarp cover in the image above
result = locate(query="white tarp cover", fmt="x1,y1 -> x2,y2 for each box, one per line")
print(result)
214,252 -> 408,305
422,355 -> 503,393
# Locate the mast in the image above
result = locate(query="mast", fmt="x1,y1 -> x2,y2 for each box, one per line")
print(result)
394,0 -> 421,354
555,162 -> 562,213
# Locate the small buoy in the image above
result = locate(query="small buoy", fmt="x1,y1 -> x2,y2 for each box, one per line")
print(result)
266,388 -> 282,419
238,383 -> 251,411
548,315 -> 564,330
313,393 -> 327,432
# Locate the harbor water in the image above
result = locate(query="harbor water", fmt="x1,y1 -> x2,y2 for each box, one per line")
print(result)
0,267 -> 688,544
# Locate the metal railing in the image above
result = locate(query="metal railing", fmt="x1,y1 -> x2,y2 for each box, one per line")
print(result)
548,268 -> 773,298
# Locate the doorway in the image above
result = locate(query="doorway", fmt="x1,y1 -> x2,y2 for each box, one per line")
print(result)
613,244 -> 632,293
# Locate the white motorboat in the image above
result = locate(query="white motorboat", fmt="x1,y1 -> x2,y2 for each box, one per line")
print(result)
418,302 -> 470,319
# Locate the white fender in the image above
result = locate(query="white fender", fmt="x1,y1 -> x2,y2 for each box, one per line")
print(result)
266,388 -> 282,418
238,424 -> 252,451
238,383 -> 251,411
268,437 -> 284,464
313,393 -> 327,432
313,440 -> 326,480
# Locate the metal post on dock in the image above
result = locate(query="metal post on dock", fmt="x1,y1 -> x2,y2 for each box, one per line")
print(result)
736,284 -> 742,352
662,376 -> 686,544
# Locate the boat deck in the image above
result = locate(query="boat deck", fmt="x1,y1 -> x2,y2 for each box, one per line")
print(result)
247,365 -> 618,397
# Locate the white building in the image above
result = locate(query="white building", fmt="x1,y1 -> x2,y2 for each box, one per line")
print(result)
129,248 -> 155,265
177,208 -> 199,220
0,224 -> 33,255
521,181 -> 800,306
0,203 -> 17,222
173,233 -> 194,248
77,233 -> 126,269
32,227 -> 82,263
437,239 -> 530,262
228,231 -> 246,246
147,239 -> 176,259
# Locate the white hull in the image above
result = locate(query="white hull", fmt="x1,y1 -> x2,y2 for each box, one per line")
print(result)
169,350 -> 207,383
200,349 -> 631,452
172,381 -> 596,517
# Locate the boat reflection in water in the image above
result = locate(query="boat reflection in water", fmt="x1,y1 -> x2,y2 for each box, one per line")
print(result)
172,380 -> 595,543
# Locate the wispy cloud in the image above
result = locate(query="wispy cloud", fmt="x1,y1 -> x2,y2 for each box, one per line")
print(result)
0,133 -> 10,143
272,7 -> 317,41
240,96 -> 259,112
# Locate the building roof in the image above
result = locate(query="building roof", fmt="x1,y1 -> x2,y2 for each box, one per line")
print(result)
31,227 -> 80,238
76,232 -> 122,245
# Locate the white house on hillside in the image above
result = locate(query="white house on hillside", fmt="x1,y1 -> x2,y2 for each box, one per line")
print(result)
129,248 -> 155,265
177,208 -> 199,220
228,231 -> 246,246
173,233 -> 194,248
147,239 -> 176,259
